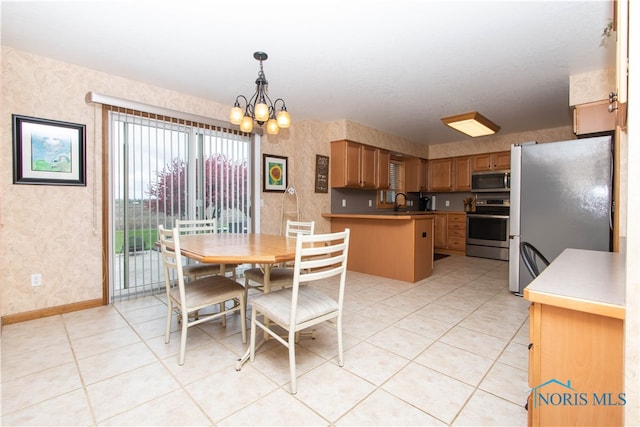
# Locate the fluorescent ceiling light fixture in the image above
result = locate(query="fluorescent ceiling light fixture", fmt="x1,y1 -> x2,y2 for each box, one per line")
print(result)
441,111 -> 500,137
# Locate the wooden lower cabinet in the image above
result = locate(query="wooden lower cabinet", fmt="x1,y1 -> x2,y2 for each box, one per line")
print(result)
434,213 -> 448,248
528,302 -> 624,426
447,213 -> 465,251
434,212 -> 465,254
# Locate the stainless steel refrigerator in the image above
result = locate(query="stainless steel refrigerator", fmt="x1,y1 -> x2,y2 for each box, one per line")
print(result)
508,136 -> 613,295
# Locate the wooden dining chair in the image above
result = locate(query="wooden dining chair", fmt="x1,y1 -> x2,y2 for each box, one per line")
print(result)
248,228 -> 350,394
175,219 -> 238,280
158,225 -> 246,365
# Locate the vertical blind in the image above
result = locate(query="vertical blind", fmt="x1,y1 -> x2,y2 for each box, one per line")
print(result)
107,107 -> 252,299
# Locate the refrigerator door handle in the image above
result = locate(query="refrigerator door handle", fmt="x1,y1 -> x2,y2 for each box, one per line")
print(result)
508,234 -> 521,294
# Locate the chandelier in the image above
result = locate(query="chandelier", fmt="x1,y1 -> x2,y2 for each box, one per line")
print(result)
229,51 -> 291,134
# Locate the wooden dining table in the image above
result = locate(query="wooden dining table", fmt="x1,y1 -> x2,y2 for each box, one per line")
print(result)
176,232 -> 299,292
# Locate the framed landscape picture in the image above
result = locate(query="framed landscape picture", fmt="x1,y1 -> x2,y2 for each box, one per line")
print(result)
263,154 -> 288,192
12,114 -> 86,186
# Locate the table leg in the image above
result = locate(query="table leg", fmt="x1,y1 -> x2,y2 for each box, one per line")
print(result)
262,263 -> 271,292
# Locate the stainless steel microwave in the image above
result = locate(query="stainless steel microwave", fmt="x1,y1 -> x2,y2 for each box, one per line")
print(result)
471,170 -> 510,192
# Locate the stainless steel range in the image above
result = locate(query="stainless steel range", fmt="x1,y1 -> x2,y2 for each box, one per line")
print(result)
466,195 -> 510,261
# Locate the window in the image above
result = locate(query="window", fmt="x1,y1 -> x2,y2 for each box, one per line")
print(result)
107,108 -> 252,299
378,159 -> 405,208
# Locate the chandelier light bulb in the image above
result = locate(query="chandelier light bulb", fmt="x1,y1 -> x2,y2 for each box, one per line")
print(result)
240,115 -> 253,132
277,110 -> 291,128
266,119 -> 280,135
254,102 -> 270,122
229,106 -> 244,125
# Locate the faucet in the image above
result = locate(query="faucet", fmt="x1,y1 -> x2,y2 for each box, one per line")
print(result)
394,192 -> 407,212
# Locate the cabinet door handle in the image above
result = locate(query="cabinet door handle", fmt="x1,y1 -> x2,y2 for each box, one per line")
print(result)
528,343 -> 533,350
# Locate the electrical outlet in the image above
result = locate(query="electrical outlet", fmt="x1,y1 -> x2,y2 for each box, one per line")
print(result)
368,200 -> 372,207
342,199 -> 347,207
31,273 -> 42,287
445,200 -> 450,207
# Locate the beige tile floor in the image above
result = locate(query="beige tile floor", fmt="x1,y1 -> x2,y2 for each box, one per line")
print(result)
1,255 -> 531,426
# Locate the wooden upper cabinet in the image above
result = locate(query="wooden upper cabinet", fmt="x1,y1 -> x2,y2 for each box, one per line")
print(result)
472,151 -> 510,171
427,156 -> 471,192
406,157 -> 428,192
428,158 -> 453,192
360,144 -> 377,188
453,156 -> 471,191
493,151 -> 511,170
330,140 -> 360,187
573,100 -> 616,135
376,149 -> 390,189
330,140 -> 390,189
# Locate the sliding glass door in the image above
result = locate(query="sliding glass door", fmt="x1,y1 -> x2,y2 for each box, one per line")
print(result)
108,110 -> 252,300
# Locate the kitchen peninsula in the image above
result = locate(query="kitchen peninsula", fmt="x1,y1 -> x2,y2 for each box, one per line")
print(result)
322,212 -> 434,283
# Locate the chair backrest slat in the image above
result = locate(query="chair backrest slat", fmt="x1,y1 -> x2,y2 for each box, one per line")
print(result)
285,220 -> 315,237
176,219 -> 218,235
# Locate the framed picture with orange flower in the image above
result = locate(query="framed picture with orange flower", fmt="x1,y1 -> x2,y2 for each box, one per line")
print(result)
263,154 -> 288,192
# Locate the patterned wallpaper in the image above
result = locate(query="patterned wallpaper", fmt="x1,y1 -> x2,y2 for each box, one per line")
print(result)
0,47 -> 428,316
0,46 -> 625,319
0,47 -> 246,316
569,68 -> 616,106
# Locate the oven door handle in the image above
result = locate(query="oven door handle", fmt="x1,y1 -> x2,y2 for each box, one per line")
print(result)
467,214 -> 510,219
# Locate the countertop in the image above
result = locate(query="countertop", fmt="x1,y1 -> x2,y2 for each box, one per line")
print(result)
524,248 -> 625,319
322,212 -> 436,220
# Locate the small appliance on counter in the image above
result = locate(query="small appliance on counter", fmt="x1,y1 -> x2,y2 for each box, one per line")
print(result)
419,195 -> 436,211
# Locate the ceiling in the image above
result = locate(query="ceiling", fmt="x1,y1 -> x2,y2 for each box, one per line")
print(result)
1,1 -> 616,145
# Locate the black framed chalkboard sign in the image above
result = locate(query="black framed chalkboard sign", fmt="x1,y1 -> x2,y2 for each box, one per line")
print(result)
315,154 -> 329,193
